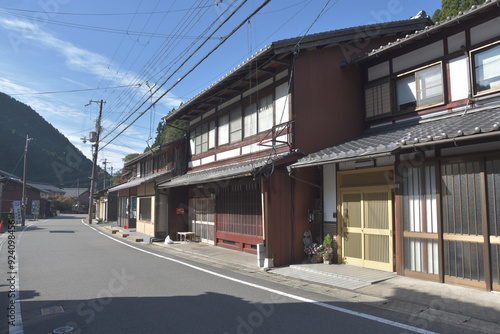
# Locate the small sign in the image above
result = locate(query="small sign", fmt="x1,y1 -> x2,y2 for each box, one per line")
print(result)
176,208 -> 185,215
32,200 -> 40,215
12,201 -> 22,224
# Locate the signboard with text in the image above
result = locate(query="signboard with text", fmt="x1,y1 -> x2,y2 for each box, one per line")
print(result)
32,200 -> 40,215
12,201 -> 22,224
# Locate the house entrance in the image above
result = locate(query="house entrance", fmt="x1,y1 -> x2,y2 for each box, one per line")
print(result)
339,168 -> 394,272
188,198 -> 215,245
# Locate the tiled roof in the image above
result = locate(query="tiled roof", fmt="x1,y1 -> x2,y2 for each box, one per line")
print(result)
349,0 -> 499,64
162,18 -> 430,123
158,152 -> 296,189
0,169 -> 50,193
108,168 -> 174,192
292,105 -> 500,169
61,188 -> 89,197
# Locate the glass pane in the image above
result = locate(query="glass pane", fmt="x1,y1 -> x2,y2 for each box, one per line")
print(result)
218,114 -> 229,145
208,121 -> 216,149
201,122 -> 208,153
130,196 -> 137,218
194,126 -> 201,155
364,192 -> 388,229
365,234 -> 389,263
345,232 -> 362,259
229,108 -> 242,143
416,65 -> 443,107
486,158 -> 500,237
275,82 -> 289,124
189,199 -> 195,233
474,43 -> 500,93
396,75 -> 416,111
244,102 -> 257,138
139,197 -> 151,222
258,95 -> 273,132
343,193 -> 361,228
491,244 -> 499,285
202,223 -> 207,240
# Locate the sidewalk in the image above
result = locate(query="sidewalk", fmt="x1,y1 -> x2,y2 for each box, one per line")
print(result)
93,222 -> 500,333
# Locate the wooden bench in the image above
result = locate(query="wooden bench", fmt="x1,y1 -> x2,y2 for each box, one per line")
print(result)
177,232 -> 196,242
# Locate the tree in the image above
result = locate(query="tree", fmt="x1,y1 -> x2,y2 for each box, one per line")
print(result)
432,0 -> 485,22
150,106 -> 188,149
122,153 -> 140,163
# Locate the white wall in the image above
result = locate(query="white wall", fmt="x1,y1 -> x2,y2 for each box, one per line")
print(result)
323,164 -> 337,223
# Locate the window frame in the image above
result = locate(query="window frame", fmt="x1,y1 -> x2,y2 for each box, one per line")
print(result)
470,41 -> 500,97
395,62 -> 445,113
258,94 -> 274,133
192,120 -> 216,155
364,78 -> 392,120
138,196 -> 152,222
229,107 -> 242,144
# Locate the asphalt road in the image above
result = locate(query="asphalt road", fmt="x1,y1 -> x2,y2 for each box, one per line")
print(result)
0,215 -> 478,334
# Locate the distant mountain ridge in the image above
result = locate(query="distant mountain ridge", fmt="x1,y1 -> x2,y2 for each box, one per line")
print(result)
0,92 -> 93,187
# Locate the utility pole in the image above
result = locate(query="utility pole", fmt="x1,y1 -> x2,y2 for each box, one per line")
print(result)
21,135 -> 32,227
88,100 -> 104,224
110,164 -> 113,186
102,158 -> 108,189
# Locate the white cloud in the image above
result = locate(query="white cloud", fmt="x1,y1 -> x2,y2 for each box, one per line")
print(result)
0,15 -> 183,169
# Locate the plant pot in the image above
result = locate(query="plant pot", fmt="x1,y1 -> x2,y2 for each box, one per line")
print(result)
323,254 -> 333,264
311,254 -> 322,263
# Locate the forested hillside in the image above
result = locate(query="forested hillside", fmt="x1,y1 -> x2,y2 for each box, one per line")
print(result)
0,92 -> 93,187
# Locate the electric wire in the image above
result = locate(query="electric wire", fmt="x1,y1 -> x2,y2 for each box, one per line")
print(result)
97,0 -> 214,130
0,8 -> 222,39
0,5 -> 213,16
101,0 -> 216,118
7,84 -> 140,96
100,0 -> 241,143
99,0 -> 271,152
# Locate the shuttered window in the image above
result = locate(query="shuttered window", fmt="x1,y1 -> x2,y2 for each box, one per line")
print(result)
365,82 -> 391,119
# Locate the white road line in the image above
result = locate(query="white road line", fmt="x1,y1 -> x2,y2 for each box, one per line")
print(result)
82,220 -> 437,334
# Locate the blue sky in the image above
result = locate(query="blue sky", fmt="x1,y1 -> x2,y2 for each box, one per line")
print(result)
0,0 -> 441,172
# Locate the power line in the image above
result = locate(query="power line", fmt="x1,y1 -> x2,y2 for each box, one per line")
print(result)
100,0 -> 233,142
99,0 -> 216,124
95,1 -> 215,129
7,84 -> 141,96
0,5 -> 213,16
100,0 -> 272,152
0,9 -> 222,39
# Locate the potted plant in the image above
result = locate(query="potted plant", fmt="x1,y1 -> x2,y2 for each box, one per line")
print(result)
304,243 -> 323,263
321,234 -> 334,264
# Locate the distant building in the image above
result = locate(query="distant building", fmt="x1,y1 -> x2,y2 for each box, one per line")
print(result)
0,169 -> 48,219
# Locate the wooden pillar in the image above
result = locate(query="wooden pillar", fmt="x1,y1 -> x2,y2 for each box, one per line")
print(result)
480,158 -> 492,291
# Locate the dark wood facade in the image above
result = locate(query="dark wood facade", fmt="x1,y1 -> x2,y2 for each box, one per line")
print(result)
289,2 -> 500,290
157,18 -> 432,266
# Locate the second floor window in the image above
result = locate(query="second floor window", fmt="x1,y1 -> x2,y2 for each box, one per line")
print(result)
258,94 -> 273,132
194,120 -> 215,155
472,42 -> 500,96
396,63 -> 444,113
229,107 -> 242,144
244,102 -> 257,138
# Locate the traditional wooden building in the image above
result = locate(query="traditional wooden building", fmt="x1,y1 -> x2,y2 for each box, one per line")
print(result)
158,18 -> 431,267
291,1 -> 500,290
109,138 -> 185,237
0,169 -> 46,220
94,188 -> 117,222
